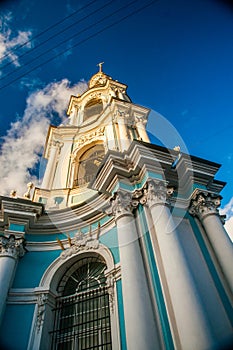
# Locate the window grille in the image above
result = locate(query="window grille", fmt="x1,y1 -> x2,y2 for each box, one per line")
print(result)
51,259 -> 112,350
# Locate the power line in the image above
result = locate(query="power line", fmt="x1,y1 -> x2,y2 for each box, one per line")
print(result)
0,0 -> 158,91
0,0 -> 99,63
0,0 -> 138,84
0,0 -> 114,72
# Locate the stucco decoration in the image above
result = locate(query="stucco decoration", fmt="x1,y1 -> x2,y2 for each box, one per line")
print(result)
60,231 -> 99,259
73,127 -> 105,150
106,273 -> 116,314
36,293 -> 47,332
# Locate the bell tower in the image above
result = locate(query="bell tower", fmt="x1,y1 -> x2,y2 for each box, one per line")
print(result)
34,65 -> 151,209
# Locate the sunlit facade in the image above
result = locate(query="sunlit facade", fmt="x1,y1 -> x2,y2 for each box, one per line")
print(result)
0,67 -> 232,350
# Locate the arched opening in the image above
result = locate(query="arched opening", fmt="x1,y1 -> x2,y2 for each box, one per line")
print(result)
50,256 -> 112,349
73,144 -> 105,187
83,99 -> 103,122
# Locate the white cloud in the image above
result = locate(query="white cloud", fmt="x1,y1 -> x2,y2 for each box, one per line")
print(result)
224,216 -> 233,242
0,12 -> 32,70
0,79 -> 87,197
220,197 -> 233,241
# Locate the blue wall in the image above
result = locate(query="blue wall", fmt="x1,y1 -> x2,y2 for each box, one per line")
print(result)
0,304 -> 34,350
99,226 -> 120,264
13,250 -> 60,288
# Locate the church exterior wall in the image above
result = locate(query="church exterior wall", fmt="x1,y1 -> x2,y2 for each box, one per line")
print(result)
1,68 -> 232,349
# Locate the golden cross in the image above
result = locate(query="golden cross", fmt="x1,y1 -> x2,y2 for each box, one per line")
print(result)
97,62 -> 104,72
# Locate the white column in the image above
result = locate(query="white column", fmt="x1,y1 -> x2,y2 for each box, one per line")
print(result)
69,105 -> 78,125
143,180 -> 212,350
189,191 -> 233,292
135,115 -> 150,142
108,190 -> 161,350
41,140 -> 62,190
105,123 -> 117,151
115,111 -> 131,151
0,235 -> 26,326
68,154 -> 76,188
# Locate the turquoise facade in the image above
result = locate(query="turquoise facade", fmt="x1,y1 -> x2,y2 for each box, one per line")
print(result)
0,66 -> 232,348
0,304 -> 35,350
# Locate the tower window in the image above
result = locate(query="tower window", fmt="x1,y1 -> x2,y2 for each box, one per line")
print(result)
83,99 -> 103,121
73,145 -> 105,187
51,257 -> 112,350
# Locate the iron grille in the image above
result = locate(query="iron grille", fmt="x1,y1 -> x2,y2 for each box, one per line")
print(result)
51,257 -> 112,350
51,287 -> 112,350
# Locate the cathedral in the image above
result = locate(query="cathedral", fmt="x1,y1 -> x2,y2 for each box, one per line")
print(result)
0,66 -> 232,350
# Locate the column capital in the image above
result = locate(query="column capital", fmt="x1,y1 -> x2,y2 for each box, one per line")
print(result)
189,191 -> 222,220
140,180 -> 174,209
114,109 -> 129,122
106,190 -> 138,220
0,235 -> 26,259
50,140 -> 64,149
135,114 -> 147,125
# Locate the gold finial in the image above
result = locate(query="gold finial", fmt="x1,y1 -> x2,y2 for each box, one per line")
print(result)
97,62 -> 104,72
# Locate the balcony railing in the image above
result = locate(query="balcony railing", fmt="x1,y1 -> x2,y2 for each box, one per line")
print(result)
73,174 -> 96,187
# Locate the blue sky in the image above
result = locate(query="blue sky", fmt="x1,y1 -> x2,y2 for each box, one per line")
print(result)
0,0 -> 232,236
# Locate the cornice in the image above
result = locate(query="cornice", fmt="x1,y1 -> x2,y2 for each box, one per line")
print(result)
0,196 -> 44,230
1,142 -> 225,235
0,191 -> 113,234
92,141 -> 225,202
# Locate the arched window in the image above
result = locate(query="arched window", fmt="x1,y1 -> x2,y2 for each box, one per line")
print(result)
51,256 -> 112,350
73,144 -> 105,187
83,99 -> 103,121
